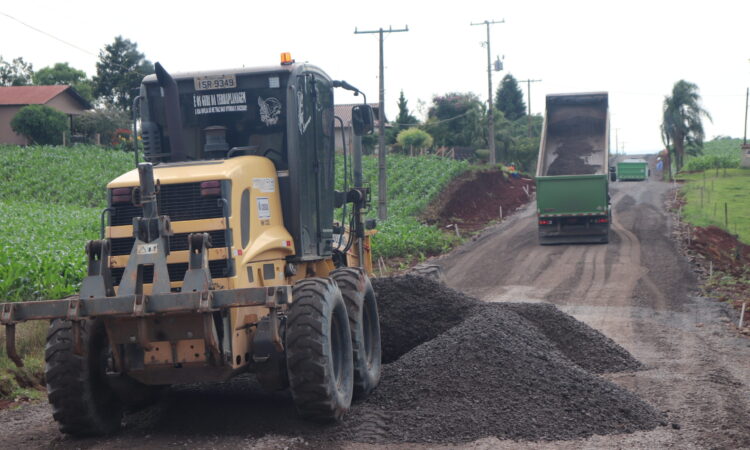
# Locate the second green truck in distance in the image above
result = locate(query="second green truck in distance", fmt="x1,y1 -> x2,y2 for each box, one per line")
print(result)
535,92 -> 611,245
616,158 -> 650,181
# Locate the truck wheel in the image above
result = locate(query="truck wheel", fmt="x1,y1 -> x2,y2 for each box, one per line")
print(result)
45,318 -> 123,436
286,278 -> 353,421
331,267 -> 382,400
409,263 -> 446,284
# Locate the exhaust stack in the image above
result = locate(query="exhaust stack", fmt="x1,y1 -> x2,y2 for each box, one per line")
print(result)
154,62 -> 187,162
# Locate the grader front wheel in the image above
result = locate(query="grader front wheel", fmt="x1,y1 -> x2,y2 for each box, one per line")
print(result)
45,319 -> 123,436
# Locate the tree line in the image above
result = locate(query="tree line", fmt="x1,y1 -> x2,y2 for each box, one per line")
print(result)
383,73 -> 543,172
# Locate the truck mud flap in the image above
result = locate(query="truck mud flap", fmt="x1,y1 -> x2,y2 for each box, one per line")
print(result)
538,226 -> 609,245
538,233 -> 609,245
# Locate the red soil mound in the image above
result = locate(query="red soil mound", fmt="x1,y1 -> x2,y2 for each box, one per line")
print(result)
423,168 -> 535,231
689,226 -> 750,275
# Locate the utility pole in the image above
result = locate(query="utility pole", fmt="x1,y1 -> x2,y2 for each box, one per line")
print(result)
355,25 -> 408,221
615,128 -> 619,156
471,19 -> 504,165
744,87 -> 748,145
518,78 -> 541,137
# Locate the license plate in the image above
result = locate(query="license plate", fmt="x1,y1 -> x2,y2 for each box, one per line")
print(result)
194,74 -> 237,91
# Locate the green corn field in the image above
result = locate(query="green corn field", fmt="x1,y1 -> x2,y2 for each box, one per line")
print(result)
0,146 -> 470,302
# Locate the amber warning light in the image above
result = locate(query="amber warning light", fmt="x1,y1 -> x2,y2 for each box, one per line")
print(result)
280,52 -> 294,65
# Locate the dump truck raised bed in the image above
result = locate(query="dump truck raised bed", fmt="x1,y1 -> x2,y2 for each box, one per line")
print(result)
535,92 -> 611,244
1,55 -> 383,436
616,158 -> 649,181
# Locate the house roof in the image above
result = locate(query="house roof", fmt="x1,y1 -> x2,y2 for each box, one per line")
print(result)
334,103 -> 384,127
0,85 -> 91,109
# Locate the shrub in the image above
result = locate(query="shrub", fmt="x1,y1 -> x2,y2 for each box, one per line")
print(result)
74,108 -> 130,146
10,105 -> 68,145
396,128 -> 433,154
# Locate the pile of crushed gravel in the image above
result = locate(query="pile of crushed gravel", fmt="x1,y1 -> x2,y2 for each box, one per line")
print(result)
502,302 -> 642,374
372,275 -> 481,363
330,276 -> 661,444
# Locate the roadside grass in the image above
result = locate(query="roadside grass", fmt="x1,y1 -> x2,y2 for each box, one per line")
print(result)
0,320 -> 47,401
679,169 -> 750,244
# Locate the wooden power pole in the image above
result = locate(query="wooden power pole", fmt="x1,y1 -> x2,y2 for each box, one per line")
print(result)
471,19 -> 504,165
355,25 -> 409,221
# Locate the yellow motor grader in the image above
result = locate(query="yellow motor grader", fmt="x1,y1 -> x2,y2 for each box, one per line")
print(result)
1,55 -> 381,436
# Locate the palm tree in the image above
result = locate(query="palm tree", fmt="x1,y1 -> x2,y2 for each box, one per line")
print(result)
660,80 -> 712,174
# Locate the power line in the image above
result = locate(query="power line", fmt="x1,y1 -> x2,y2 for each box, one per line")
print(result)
0,10 -> 150,79
0,10 -> 97,58
471,19 -> 504,165
354,25 -> 409,222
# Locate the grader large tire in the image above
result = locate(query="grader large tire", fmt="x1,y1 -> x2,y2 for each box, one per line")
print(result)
45,318 -> 123,436
286,278 -> 354,421
331,267 -> 382,400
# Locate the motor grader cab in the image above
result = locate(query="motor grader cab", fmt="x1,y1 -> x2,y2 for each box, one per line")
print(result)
0,55 -> 381,436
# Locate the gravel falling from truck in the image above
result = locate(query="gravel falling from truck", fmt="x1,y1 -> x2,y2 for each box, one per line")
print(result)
332,276 -> 661,444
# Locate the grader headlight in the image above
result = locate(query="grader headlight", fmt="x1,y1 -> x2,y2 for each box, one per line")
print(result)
111,187 -> 132,204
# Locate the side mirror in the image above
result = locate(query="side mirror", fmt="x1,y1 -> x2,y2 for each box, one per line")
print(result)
352,105 -> 374,136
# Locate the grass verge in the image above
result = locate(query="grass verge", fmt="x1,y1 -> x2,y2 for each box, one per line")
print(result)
0,321 -> 47,403
678,169 -> 750,244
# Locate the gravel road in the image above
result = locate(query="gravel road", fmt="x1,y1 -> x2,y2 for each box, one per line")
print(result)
443,163 -> 750,449
2,163 -> 748,449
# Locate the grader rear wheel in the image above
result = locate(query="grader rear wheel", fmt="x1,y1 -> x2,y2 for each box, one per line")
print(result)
331,267 -> 382,400
45,318 -> 123,436
286,278 -> 354,421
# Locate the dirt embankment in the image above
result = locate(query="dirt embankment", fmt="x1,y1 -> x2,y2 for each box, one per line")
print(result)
687,225 -> 750,276
423,168 -> 535,232
676,224 -> 750,326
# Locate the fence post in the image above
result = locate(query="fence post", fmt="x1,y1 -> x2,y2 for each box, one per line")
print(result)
725,202 -> 728,229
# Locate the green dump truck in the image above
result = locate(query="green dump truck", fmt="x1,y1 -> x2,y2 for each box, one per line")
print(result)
535,92 -> 610,244
616,158 -> 649,181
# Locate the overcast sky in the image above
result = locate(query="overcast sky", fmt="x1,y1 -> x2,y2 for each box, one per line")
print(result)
1,0 -> 748,153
